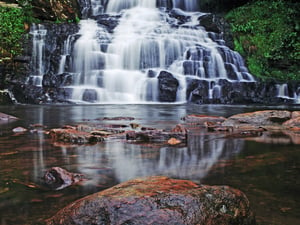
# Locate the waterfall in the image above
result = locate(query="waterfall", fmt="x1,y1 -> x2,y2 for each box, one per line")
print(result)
276,84 -> 300,103
58,35 -> 73,74
27,24 -> 47,86
52,0 -> 257,104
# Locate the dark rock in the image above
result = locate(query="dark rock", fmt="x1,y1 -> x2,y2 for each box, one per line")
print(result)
93,14 -> 120,33
158,71 -> 179,102
0,90 -> 15,104
199,14 -> 233,49
126,130 -> 186,143
46,176 -> 256,225
42,167 -> 84,190
169,8 -> 191,25
49,128 -> 104,144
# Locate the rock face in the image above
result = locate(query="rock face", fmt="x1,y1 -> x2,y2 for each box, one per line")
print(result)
46,176 -> 256,225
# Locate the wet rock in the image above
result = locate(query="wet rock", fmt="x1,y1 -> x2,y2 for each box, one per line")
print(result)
283,117 -> 300,129
12,127 -> 27,133
0,112 -> 18,122
126,130 -> 186,143
183,114 -> 226,126
130,123 -> 140,129
167,137 -> 182,145
49,128 -> 104,144
46,176 -> 256,225
171,124 -> 187,134
222,110 -> 291,130
291,111 -> 300,119
158,71 -> 179,102
0,90 -> 16,104
98,117 -> 135,121
42,167 -> 84,190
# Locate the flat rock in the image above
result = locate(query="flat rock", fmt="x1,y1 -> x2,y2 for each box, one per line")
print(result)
183,114 -> 226,125
222,110 -> 291,129
46,176 -> 255,225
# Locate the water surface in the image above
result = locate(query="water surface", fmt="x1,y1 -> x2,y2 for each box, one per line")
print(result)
0,104 -> 299,225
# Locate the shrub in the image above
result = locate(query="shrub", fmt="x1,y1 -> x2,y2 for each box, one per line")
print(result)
0,6 -> 26,58
226,0 -> 300,80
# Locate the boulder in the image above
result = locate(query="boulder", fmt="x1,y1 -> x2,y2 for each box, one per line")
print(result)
222,110 -> 292,130
157,71 -> 179,102
46,176 -> 256,225
42,167 -> 84,190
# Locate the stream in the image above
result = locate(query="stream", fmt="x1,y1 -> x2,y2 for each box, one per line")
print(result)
0,104 -> 299,225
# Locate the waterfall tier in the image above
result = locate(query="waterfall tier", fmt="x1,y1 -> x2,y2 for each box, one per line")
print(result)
51,1 -> 255,104
27,0 -> 299,104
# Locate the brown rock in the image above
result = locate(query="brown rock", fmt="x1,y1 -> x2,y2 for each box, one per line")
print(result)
183,114 -> 226,125
46,176 -> 256,225
171,124 -> 187,133
42,167 -> 84,190
49,128 -> 104,144
291,111 -> 300,119
222,110 -> 291,129
283,117 -> 300,129
167,138 -> 181,145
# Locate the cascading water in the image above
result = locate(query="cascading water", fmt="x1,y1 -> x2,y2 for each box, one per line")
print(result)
276,83 -> 300,103
27,24 -> 47,86
37,0 -> 260,103
58,0 -> 256,104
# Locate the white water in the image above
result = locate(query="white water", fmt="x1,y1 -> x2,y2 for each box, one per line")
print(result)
276,84 -> 300,103
62,0 -> 256,103
28,24 -> 47,86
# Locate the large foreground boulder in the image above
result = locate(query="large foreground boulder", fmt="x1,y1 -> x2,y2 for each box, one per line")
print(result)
46,176 -> 255,225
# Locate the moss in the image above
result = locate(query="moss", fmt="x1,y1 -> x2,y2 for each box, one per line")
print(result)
226,0 -> 300,81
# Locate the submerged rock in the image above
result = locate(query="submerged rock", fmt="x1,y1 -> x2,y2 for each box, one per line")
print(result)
42,167 -> 84,190
46,176 -> 256,225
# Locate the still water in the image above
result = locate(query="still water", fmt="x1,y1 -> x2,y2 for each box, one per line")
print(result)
0,104 -> 299,225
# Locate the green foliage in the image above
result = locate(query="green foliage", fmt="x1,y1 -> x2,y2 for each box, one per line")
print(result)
226,0 -> 300,80
0,6 -> 26,57
16,0 -> 37,24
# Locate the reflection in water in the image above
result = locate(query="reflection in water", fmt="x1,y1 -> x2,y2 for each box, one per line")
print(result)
60,133 -> 245,186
